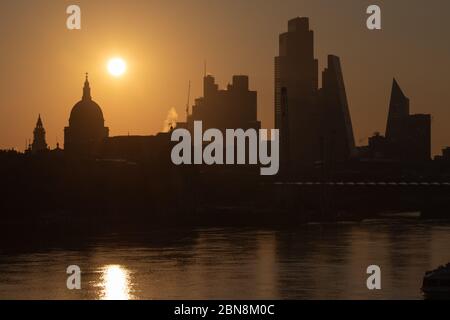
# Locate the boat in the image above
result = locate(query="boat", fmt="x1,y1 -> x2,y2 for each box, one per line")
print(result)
422,263 -> 450,299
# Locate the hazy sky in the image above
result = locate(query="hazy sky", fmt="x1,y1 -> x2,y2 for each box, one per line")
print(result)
0,0 -> 449,155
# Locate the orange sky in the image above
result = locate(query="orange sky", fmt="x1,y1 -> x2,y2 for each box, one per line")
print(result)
0,0 -> 449,155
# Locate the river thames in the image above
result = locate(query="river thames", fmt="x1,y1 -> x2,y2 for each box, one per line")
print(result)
0,218 -> 449,299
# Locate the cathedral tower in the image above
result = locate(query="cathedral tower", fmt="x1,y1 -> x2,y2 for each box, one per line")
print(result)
31,114 -> 48,153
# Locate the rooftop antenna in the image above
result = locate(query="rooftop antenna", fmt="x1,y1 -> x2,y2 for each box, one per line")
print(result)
186,80 -> 191,120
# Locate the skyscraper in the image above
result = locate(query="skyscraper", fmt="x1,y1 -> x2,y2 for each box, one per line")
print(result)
319,55 -> 356,163
386,79 -> 410,142
385,79 -> 431,162
275,18 -> 355,171
275,18 -> 319,168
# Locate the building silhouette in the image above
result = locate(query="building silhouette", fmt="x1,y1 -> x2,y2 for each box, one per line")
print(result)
441,147 -> 450,161
385,79 -> 431,161
184,74 -> 260,132
364,79 -> 431,162
16,19 -> 437,172
60,73 -> 171,161
319,55 -> 356,163
275,17 -> 355,171
64,74 -> 109,156
30,114 -> 48,153
100,133 -> 170,162
275,17 -> 318,168
386,79 -> 410,141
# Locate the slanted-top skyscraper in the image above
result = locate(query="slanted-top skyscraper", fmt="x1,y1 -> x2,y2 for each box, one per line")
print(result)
319,55 -> 356,163
275,17 -> 355,172
386,79 -> 410,142
384,79 -> 431,162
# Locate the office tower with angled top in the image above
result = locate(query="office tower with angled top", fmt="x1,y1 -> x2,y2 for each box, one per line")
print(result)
385,79 -> 431,162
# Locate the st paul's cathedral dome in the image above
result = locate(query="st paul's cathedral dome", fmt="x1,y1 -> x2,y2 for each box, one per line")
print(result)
64,74 -> 109,155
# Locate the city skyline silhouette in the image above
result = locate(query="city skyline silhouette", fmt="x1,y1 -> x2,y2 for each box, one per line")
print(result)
1,0 -> 449,157
1,2 -> 450,302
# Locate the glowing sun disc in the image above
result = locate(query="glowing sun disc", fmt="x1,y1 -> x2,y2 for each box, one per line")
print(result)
107,58 -> 127,77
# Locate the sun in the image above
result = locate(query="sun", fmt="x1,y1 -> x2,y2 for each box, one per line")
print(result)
107,57 -> 127,77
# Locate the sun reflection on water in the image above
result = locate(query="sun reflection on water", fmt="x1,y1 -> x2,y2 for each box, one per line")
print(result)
98,265 -> 133,300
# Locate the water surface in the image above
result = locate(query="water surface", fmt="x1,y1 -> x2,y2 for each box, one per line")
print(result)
0,219 -> 449,299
